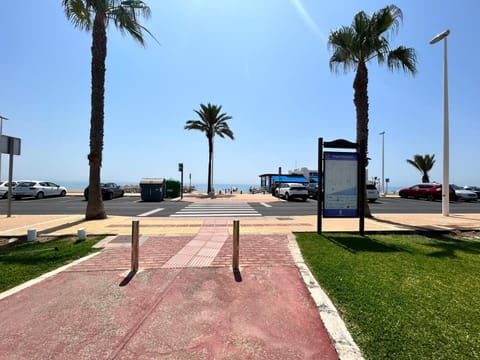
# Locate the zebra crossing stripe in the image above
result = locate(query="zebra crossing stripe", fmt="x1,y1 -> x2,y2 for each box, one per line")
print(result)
170,203 -> 262,217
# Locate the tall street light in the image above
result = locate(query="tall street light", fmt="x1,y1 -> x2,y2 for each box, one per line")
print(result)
0,115 -> 9,182
379,131 -> 385,196
430,29 -> 450,216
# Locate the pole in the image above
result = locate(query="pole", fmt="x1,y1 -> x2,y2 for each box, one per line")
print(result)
232,220 -> 240,270
7,150 -> 13,217
317,138 -> 323,234
442,35 -> 450,216
358,142 -> 365,236
0,115 -> 8,182
181,168 -> 184,200
131,220 -> 139,272
379,131 -> 385,196
430,30 -> 450,216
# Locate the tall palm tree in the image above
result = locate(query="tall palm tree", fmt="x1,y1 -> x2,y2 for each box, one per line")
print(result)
63,0 -> 154,220
406,154 -> 436,183
328,5 -> 417,217
185,103 -> 234,194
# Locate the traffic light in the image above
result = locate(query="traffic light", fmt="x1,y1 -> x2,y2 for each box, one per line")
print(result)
178,162 -> 183,172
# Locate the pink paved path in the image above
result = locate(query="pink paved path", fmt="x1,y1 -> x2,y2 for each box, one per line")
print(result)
0,220 -> 339,359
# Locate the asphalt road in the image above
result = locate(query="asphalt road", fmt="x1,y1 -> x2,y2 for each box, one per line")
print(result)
2,195 -> 480,217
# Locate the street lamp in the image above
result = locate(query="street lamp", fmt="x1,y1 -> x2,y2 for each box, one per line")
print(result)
379,131 -> 385,196
430,29 -> 450,216
0,115 -> 9,182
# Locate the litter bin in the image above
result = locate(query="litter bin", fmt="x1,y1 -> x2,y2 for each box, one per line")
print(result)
165,179 -> 181,198
140,178 -> 166,202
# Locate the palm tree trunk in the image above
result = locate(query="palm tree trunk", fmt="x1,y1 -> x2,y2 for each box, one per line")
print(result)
354,62 -> 372,218
86,12 -> 107,220
207,136 -> 213,194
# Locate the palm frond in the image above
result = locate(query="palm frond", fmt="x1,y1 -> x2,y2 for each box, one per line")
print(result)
370,5 -> 403,39
388,46 -> 417,75
62,0 -> 93,31
328,27 -> 358,73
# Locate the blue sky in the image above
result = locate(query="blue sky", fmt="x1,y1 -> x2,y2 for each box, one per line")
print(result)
0,1 -> 478,190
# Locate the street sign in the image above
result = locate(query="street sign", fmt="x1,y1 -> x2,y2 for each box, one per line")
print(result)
0,135 -> 21,155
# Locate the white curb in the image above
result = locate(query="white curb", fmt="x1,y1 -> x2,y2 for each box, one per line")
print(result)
288,233 -> 364,360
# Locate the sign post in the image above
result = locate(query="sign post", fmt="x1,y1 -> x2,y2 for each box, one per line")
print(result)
317,138 -> 364,235
1,135 -> 21,217
178,162 -> 184,199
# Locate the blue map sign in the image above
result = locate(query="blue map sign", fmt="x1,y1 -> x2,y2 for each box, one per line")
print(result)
323,152 -> 358,217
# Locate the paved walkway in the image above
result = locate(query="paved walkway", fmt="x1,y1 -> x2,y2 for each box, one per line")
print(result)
1,193 -> 479,359
0,219 -> 340,359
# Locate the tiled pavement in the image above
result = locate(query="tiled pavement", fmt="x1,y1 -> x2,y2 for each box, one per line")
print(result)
67,219 -> 294,272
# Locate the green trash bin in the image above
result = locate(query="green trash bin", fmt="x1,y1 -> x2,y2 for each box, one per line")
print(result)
165,179 -> 181,198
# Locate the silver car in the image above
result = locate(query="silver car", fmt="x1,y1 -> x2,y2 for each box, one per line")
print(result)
13,180 -> 67,199
0,181 -> 17,199
367,184 -> 379,203
450,184 -> 477,202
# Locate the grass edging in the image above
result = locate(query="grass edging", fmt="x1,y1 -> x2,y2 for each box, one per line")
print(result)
0,236 -> 104,295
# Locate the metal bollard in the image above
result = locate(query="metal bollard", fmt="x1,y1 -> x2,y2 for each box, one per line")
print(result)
27,229 -> 37,242
131,220 -> 139,272
233,220 -> 240,270
77,228 -> 87,241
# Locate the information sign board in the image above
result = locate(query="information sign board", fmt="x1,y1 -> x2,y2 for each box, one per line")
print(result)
323,151 -> 358,217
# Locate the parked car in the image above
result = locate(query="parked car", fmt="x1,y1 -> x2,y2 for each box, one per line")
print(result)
463,186 -> 480,198
0,181 -> 17,199
306,183 -> 319,199
450,184 -> 477,202
366,184 -> 379,203
12,181 -> 67,199
398,183 -> 456,201
275,182 -> 308,201
84,182 -> 125,200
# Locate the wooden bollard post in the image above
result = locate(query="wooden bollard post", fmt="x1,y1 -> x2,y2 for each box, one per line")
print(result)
233,220 -> 240,270
131,220 -> 140,272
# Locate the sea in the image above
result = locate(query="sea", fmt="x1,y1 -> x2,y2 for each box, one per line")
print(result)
59,181 -> 260,193
60,181 -> 403,194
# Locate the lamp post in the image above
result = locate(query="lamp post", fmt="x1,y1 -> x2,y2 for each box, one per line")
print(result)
0,115 -> 9,182
430,29 -> 450,216
379,131 -> 385,196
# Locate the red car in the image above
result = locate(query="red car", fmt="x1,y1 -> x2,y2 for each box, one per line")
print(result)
398,183 -> 456,201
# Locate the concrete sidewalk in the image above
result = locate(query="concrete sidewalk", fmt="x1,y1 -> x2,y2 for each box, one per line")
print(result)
1,212 -> 480,238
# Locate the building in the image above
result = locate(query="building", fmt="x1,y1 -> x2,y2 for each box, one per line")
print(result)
259,167 -> 318,194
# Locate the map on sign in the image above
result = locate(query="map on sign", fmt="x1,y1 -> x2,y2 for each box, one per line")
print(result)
323,152 -> 358,217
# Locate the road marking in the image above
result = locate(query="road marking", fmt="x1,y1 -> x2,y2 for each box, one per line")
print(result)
260,202 -> 272,208
137,208 -> 164,217
170,213 -> 262,217
171,202 -> 262,217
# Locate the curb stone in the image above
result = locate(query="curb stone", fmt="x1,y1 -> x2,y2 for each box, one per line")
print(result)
288,233 -> 365,360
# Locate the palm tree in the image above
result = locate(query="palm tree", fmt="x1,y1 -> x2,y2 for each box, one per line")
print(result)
328,5 -> 417,216
63,0 -> 154,220
185,103 -> 234,194
406,154 -> 436,183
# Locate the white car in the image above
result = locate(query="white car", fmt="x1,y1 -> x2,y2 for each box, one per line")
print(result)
0,181 -> 17,199
366,184 -> 379,203
13,180 -> 67,199
275,182 -> 308,201
450,184 -> 477,202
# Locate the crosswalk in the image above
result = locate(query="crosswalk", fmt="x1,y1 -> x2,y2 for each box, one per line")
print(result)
170,202 -> 262,217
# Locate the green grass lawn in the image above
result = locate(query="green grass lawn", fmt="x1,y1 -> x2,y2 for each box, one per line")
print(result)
0,237 -> 103,293
296,232 -> 480,360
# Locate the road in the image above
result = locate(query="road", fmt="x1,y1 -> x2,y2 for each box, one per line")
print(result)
2,195 -> 480,217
